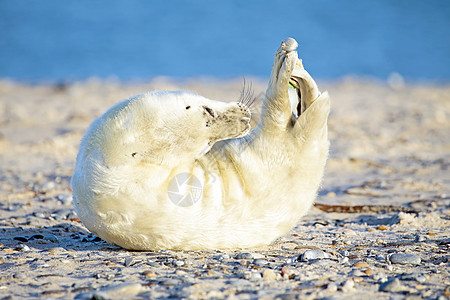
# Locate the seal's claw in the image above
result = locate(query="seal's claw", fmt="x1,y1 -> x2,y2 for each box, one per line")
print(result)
281,38 -> 298,52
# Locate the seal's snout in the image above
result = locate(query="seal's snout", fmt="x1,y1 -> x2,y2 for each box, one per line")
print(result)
281,38 -> 298,52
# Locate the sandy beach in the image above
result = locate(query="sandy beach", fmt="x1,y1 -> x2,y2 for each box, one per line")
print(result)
0,78 -> 449,299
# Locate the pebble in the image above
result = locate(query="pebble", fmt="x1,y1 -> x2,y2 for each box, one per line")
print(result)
379,278 -> 404,292
286,256 -> 298,264
353,261 -> 370,268
300,249 -> 330,261
262,269 -> 277,280
162,278 -> 182,286
13,273 -> 27,279
280,266 -> 290,277
30,234 -> 44,240
341,279 -> 355,292
46,247 -> 66,254
253,259 -> 268,266
415,275 -> 427,283
181,275 -> 196,284
172,259 -> 185,267
13,236 -> 28,242
124,257 -> 136,267
415,235 -> 426,242
236,252 -> 253,259
373,272 -> 388,282
76,283 -> 143,299
215,254 -> 230,260
56,194 -> 73,205
40,181 -> 55,193
325,283 -> 338,293
146,260 -> 160,267
349,269 -> 365,277
388,253 -> 421,265
15,244 -> 30,252
44,234 -> 59,243
339,257 -> 349,264
33,212 -> 46,218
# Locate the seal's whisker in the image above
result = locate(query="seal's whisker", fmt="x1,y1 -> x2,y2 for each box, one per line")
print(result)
238,78 -> 257,109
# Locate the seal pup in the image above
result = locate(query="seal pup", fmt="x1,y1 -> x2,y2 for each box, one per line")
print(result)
71,38 -> 330,250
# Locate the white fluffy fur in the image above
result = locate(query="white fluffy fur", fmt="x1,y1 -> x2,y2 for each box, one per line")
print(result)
71,38 -> 330,250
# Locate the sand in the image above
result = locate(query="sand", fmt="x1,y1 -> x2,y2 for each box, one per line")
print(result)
0,78 -> 449,299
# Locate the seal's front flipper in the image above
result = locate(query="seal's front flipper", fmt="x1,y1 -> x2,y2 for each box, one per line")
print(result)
289,59 -> 320,116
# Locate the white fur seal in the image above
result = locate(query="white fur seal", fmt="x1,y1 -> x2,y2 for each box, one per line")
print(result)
71,38 -> 330,250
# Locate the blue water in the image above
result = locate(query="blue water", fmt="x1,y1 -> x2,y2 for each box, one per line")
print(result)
1,0 -> 449,82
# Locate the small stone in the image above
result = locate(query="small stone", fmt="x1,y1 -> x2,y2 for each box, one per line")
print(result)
40,181 -> 56,193
161,278 -> 181,286
124,257 -> 136,267
341,279 -> 355,292
349,269 -> 365,277
13,237 -> 28,242
373,272 -> 388,282
415,275 -> 427,283
30,234 -> 44,240
33,212 -> 46,218
146,260 -> 160,267
242,271 -> 253,280
379,278 -> 403,292
281,266 -> 290,276
56,194 -> 73,205
175,269 -> 187,276
388,253 -> 421,265
250,271 -> 262,281
36,263 -> 50,268
353,261 -> 369,268
13,273 -> 27,279
414,235 -> 426,242
142,270 -> 156,277
172,259 -> 185,267
397,212 -> 417,224
286,256 -> 298,264
339,257 -> 349,264
253,259 -> 268,266
46,247 -> 66,254
364,269 -> 373,275
15,244 -> 30,252
352,277 -> 363,283
106,274 -> 115,280
301,249 -> 330,261
377,225 -> 388,230
51,211 -> 68,220
444,286 -> 450,297
215,254 -> 230,260
101,283 -> 143,298
262,269 -> 277,280
236,252 -> 253,259
44,234 -> 59,243
181,275 -> 196,284
251,253 -> 266,259
325,283 -> 338,293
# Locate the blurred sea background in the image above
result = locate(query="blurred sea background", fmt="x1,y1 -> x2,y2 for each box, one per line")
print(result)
0,0 -> 449,83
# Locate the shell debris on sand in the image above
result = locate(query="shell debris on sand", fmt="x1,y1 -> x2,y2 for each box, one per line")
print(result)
0,79 -> 449,299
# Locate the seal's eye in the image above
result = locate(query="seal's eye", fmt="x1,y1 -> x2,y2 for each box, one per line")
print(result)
203,106 -> 215,117
185,106 -> 191,110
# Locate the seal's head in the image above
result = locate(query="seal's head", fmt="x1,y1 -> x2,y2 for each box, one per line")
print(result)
80,91 -> 251,167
